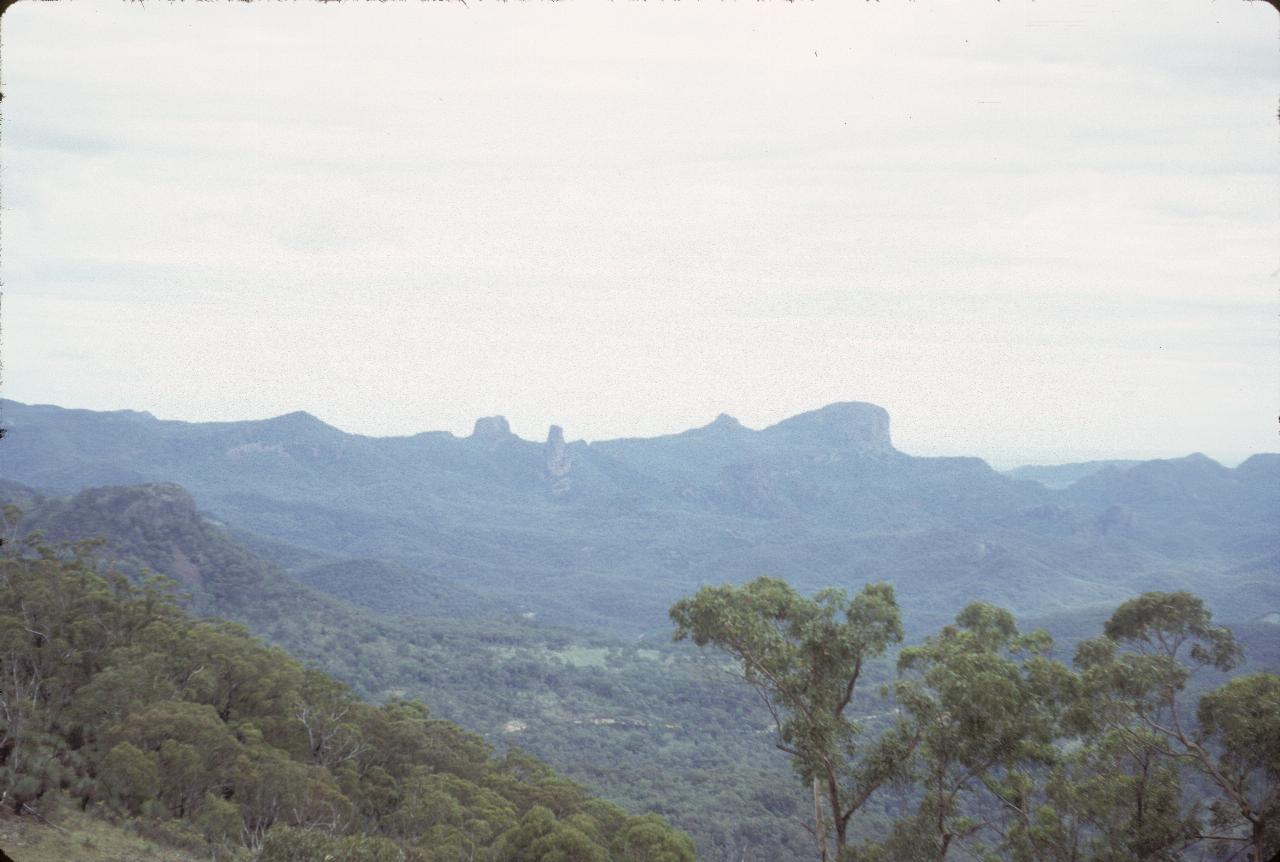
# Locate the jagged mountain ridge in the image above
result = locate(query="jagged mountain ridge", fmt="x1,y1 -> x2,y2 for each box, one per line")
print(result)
1,398 -> 1276,634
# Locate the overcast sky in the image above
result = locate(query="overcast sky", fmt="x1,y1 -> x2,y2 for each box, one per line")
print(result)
1,0 -> 1276,467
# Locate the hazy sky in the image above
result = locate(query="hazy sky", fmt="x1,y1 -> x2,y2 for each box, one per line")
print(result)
2,1 -> 1276,467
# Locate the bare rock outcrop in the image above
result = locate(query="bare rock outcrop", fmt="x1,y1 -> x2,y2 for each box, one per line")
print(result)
545,425 -> 571,479
471,415 -> 513,440
761,402 -> 893,455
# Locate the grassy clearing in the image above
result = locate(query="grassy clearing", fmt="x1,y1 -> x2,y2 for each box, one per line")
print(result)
553,646 -> 611,668
0,805 -> 206,862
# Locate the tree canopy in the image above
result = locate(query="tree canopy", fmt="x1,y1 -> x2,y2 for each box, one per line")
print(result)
671,576 -> 913,860
672,580 -> 1280,862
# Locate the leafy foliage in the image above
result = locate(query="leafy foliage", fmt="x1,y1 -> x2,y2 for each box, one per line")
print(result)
672,581 -> 1280,862
671,576 -> 910,859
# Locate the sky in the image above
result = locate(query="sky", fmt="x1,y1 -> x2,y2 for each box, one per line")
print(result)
1,0 -> 1277,468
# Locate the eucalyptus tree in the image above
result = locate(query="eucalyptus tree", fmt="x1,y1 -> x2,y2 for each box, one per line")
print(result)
1077,591 -> 1279,861
1011,726 -> 1196,862
1195,672 -> 1280,862
670,576 -> 915,861
875,602 -> 1074,862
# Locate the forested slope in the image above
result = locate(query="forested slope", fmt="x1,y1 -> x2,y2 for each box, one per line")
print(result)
0,482 -> 817,860
0,519 -> 696,862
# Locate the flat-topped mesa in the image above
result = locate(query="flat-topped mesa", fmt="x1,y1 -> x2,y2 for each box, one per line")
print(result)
545,425 -> 571,478
471,415 -> 513,440
762,402 -> 894,453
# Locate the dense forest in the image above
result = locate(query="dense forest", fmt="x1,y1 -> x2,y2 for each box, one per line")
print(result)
0,518 -> 697,862
0,480 -> 821,859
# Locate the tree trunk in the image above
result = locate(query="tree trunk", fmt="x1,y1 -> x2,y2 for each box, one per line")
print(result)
829,775 -> 849,860
814,776 -> 830,862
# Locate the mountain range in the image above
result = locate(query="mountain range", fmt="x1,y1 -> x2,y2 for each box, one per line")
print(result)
2,398 -> 1275,637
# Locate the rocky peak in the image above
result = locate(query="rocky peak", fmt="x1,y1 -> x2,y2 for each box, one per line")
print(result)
706,413 -> 743,431
545,425 -> 571,479
471,415 -> 513,440
268,410 -> 322,425
75,482 -> 200,521
260,410 -> 332,433
762,402 -> 893,453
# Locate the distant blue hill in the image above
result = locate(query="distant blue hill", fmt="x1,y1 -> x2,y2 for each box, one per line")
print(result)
1,398 -> 1276,636
1003,459 -> 1143,489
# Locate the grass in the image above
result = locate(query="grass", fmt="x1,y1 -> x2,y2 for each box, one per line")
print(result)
0,803 -> 207,862
552,646 -> 611,668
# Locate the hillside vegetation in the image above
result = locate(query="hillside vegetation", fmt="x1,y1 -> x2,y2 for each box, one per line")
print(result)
4,494 -> 1276,861
1,482 -> 814,860
0,521 -> 696,862
4,480 -> 1278,860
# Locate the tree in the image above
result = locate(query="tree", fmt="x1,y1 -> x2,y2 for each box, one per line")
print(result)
670,576 -> 913,861
495,805 -> 608,862
0,520 -> 691,861
257,824 -> 334,862
881,603 -> 1072,862
1196,673 -> 1280,862
611,813 -> 697,862
110,700 -> 239,817
234,743 -> 352,849
196,793 -> 243,855
97,741 -> 160,815
291,667 -> 365,769
0,530 -> 176,813
1075,591 -> 1273,860
1045,728 -> 1195,862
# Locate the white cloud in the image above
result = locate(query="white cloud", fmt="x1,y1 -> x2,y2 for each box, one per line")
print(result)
1,0 -> 1276,465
